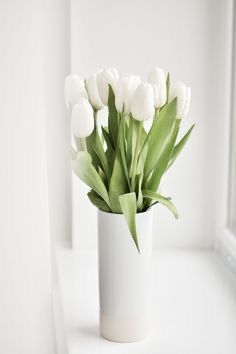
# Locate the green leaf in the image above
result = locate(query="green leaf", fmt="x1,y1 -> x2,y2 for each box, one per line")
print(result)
93,126 -> 110,180
119,192 -> 139,252
138,115 -> 155,159
166,73 -> 170,103
144,99 -> 177,179
129,119 -> 145,178
143,189 -> 178,219
86,131 -> 100,170
148,119 -> 181,192
137,131 -> 148,175
126,116 -> 133,170
137,172 -> 143,211
119,117 -> 131,189
108,85 -> 118,146
102,126 -> 114,150
130,119 -> 139,175
101,126 -> 115,164
109,152 -> 129,213
168,124 -> 195,169
72,151 -> 110,206
87,190 -> 111,212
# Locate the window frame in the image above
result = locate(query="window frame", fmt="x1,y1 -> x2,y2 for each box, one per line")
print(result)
228,2 -> 236,235
216,0 -> 236,275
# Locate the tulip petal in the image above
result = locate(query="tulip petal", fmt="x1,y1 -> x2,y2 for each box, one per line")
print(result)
86,73 -> 104,110
169,82 -> 191,118
97,68 -> 119,105
131,83 -> 155,121
65,74 -> 87,109
71,98 -> 94,138
148,67 -> 167,109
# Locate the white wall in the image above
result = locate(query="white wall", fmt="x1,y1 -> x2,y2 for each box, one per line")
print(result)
43,0 -> 72,247
70,0 -> 230,249
0,0 -> 70,353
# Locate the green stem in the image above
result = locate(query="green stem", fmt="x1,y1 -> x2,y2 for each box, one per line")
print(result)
94,110 -> 98,128
137,108 -> 159,166
131,121 -> 143,191
113,112 -> 122,161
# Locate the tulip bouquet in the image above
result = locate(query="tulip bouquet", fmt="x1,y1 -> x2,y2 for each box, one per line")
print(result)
65,67 -> 194,252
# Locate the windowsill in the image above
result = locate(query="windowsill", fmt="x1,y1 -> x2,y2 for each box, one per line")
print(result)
53,247 -> 236,354
216,228 -> 236,276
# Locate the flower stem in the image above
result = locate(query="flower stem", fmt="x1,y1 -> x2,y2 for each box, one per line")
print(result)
131,121 -> 143,191
94,110 -> 98,124
137,108 -> 158,167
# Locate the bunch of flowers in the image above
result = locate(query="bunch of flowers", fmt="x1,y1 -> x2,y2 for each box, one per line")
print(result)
65,67 -> 194,252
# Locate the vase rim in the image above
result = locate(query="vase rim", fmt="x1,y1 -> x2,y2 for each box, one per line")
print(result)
97,207 -> 153,217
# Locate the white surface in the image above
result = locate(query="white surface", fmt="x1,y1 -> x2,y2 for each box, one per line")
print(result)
70,0 -> 232,249
97,210 -> 153,342
55,247 -> 236,354
0,1 -> 56,353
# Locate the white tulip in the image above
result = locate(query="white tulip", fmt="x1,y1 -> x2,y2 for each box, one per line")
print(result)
147,67 -> 167,108
115,74 -> 141,114
86,71 -> 104,111
131,83 -> 155,121
97,68 -> 119,105
65,74 -> 87,109
169,82 -> 191,118
71,98 -> 94,138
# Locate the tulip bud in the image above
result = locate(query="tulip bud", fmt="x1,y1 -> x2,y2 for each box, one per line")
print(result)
169,82 -> 191,118
86,71 -> 104,111
97,68 -> 119,105
65,74 -> 88,109
115,74 -> 141,114
131,83 -> 155,121
147,67 -> 167,108
71,98 -> 94,138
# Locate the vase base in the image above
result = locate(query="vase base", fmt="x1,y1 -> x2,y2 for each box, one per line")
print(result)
100,313 -> 151,343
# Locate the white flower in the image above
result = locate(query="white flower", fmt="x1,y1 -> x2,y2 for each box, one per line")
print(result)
71,98 -> 94,138
169,82 -> 191,118
65,74 -> 87,109
147,67 -> 167,108
131,83 -> 155,121
86,71 -> 104,111
115,74 -> 141,113
97,68 -> 119,105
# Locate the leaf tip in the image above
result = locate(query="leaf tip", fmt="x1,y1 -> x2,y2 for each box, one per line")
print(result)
134,238 -> 140,253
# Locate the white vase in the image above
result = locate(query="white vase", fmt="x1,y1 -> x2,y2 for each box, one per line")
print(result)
97,208 -> 153,342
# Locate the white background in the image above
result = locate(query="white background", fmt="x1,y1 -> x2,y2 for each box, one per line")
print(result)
71,0 -> 231,249
0,0 -> 233,353
0,0 -> 70,353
